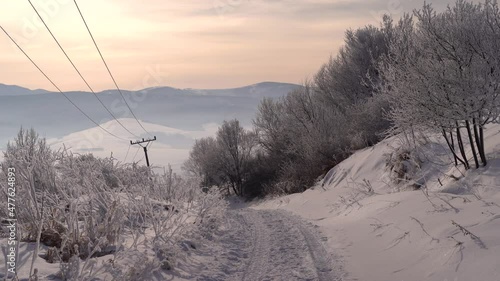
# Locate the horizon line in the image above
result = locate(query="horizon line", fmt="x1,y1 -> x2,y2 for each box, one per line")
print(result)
0,80 -> 303,94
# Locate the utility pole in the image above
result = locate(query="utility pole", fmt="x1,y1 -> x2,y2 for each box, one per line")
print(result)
130,136 -> 156,167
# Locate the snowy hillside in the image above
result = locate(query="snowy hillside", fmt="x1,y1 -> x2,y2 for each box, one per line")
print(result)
254,124 -> 500,281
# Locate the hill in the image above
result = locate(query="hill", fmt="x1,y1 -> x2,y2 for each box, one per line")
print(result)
0,83 -> 48,96
254,124 -> 500,281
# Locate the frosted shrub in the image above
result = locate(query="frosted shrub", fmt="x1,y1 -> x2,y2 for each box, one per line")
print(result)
1,128 -> 229,278
193,187 -> 228,238
118,169 -> 227,273
1,128 -> 59,240
385,145 -> 422,189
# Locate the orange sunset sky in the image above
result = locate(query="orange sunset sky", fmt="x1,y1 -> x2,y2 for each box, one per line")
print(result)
0,0 -> 456,91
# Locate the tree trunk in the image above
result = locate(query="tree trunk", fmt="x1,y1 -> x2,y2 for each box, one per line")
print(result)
472,118 -> 487,166
479,125 -> 487,166
231,182 -> 239,196
456,121 -> 470,170
450,130 -> 457,166
238,178 -> 243,198
442,129 -> 465,167
465,120 -> 479,169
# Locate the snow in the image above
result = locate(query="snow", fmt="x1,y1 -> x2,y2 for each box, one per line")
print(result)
2,124 -> 500,280
253,124 -> 500,281
169,208 -> 344,281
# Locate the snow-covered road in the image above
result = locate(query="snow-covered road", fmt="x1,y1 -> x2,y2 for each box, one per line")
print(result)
195,209 -> 344,281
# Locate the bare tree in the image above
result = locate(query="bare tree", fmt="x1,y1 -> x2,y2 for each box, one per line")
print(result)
216,119 -> 257,196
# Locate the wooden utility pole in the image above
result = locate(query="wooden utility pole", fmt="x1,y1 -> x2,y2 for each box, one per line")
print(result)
130,136 -> 156,167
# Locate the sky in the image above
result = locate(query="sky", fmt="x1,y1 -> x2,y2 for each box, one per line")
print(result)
0,0 -> 458,92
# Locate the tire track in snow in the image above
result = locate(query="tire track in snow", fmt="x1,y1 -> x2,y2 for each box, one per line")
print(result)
239,209 -> 342,281
276,210 -> 342,281
196,208 -> 344,281
241,210 -> 271,281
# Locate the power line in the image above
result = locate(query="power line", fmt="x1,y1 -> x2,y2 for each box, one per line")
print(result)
123,144 -> 131,163
132,146 -> 141,162
0,25 -> 128,142
72,0 -> 153,137
27,0 -> 140,139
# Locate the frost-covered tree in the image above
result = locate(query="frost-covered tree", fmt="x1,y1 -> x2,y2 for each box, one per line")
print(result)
185,17 -> 400,197
254,81 -> 369,193
183,137 -> 224,188
251,22 -> 394,194
380,0 -> 500,169
183,120 -> 257,196
315,18 -> 394,113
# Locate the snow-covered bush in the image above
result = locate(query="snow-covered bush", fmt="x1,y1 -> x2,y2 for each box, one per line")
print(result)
1,128 -> 59,241
0,128 -> 229,278
385,146 -> 422,188
192,187 -> 228,239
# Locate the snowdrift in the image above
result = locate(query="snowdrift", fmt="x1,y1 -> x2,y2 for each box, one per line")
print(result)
255,124 -> 500,281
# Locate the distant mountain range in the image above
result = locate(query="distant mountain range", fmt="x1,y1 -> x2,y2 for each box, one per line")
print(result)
0,82 -> 298,98
0,82 -> 301,150
0,83 -> 49,96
